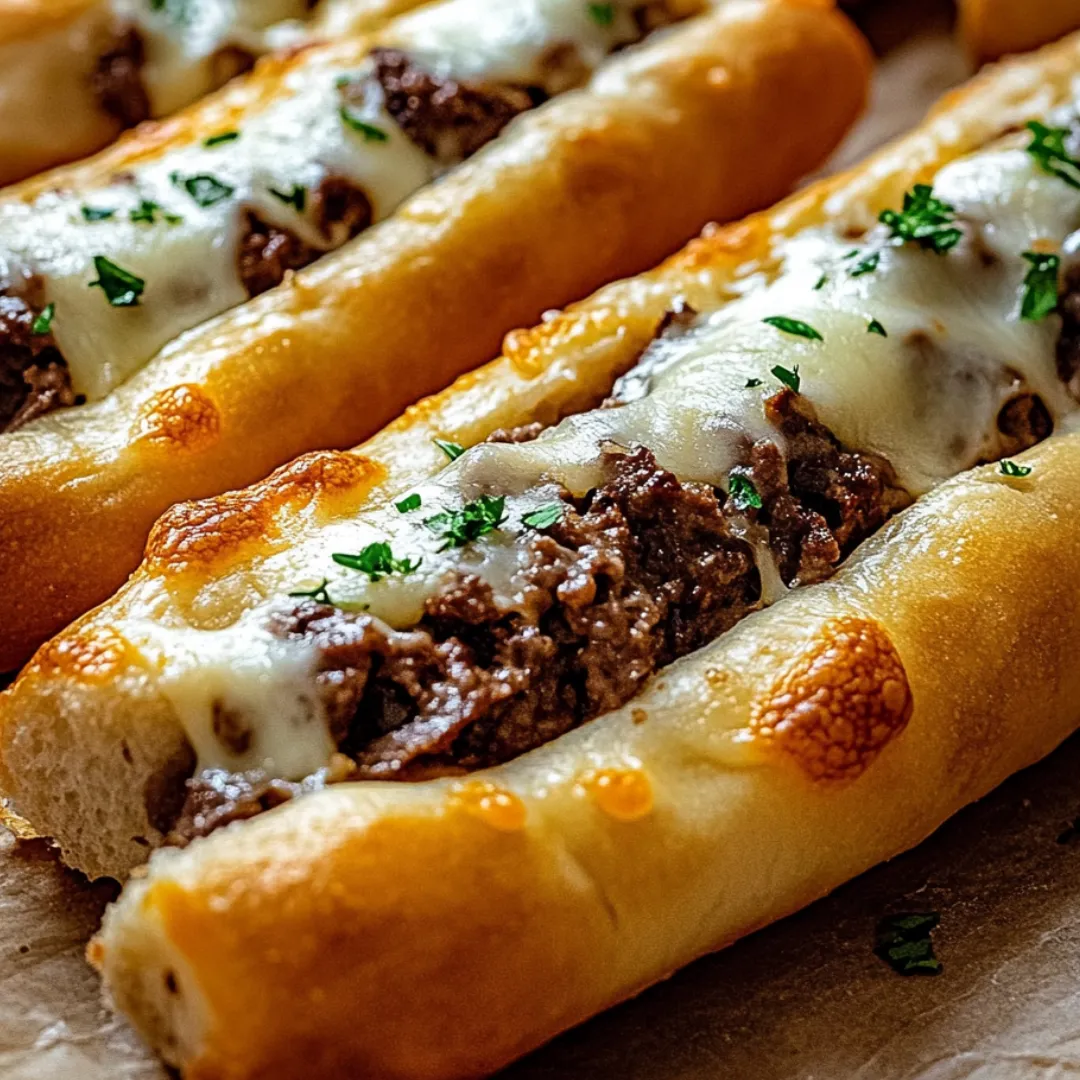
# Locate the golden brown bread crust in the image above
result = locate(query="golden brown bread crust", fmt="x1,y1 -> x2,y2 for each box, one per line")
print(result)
0,0 -> 871,672
958,0 -> 1080,62
70,30 -> 1080,1078
0,0 -> 432,187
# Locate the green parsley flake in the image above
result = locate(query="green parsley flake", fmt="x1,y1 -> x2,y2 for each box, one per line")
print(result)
587,2 -> 615,25
171,171 -> 234,207
999,459 -> 1033,477
339,107 -> 389,142
867,319 -> 887,337
745,377 -> 763,388
813,273 -> 828,290
874,912 -> 943,976
771,364 -> 801,393
204,130 -> 240,147
849,250 -> 881,277
522,503 -> 564,530
269,184 -> 307,213
89,256 -> 145,307
434,438 -> 465,461
425,495 -> 506,550
879,184 -> 962,254
129,199 -> 182,226
332,542 -> 421,581
1019,251 -> 1060,321
289,578 -> 334,604
30,303 -> 55,335
81,205 -> 116,222
727,474 -> 762,511
762,316 -> 823,342
395,493 -> 422,513
1025,120 -> 1080,190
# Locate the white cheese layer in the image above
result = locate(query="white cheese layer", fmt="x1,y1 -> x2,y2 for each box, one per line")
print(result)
125,108 -> 1080,778
110,0 -> 312,117
0,0 -> 672,405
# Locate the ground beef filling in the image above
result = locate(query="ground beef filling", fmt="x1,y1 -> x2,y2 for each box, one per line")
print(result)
171,393 -> 909,841
91,27 -> 151,129
0,288 -> 79,433
237,177 -> 373,296
1056,263 -> 1080,399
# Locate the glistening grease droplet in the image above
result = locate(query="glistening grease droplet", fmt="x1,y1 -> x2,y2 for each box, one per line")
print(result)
449,780 -> 527,832
580,768 -> 653,822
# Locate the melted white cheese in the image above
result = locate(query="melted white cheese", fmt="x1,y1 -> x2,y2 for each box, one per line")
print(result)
132,35 -> 1080,782
110,0 -> 312,117
0,0 -> 669,404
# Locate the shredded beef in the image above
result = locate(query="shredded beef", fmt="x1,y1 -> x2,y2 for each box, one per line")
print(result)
1057,262 -> 1080,399
368,48 -> 539,164
91,27 -> 151,129
995,392 -> 1053,458
237,177 -> 372,296
0,286 -> 78,433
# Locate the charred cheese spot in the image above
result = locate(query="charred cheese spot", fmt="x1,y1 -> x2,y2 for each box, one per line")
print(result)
135,384 -> 220,452
448,779 -> 527,832
263,450 -> 385,511
677,218 -> 766,271
748,617 -> 912,782
30,625 -> 134,683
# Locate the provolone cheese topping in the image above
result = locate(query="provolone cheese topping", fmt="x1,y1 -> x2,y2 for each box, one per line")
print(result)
0,0 -> 676,404
110,0 -> 313,117
123,103 -> 1080,778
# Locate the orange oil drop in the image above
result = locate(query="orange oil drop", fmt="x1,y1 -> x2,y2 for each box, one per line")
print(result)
449,780 -> 527,832
581,768 -> 653,822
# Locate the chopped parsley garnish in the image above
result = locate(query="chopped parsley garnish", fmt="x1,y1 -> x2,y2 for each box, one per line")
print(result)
339,107 -> 389,142
849,250 -> 881,277
1025,120 -> 1080,190
762,316 -> 822,342
879,184 -> 962,254
289,578 -> 334,604
771,364 -> 801,392
744,377 -> 763,388
170,171 -> 234,207
30,303 -> 55,336
395,493 -> 422,513
89,256 -> 144,307
81,205 -> 116,222
522,503 -> 564,530
867,318 -> 887,337
874,912 -> 943,976
727,474 -> 762,511
434,438 -> 465,461
129,199 -> 182,226
204,130 -> 240,147
813,273 -> 828,290
269,184 -> 307,213
1020,251 -> 1060,321
149,0 -> 192,22
332,542 -> 421,581
999,459 -> 1032,477
587,2 -> 615,25
425,495 -> 506,550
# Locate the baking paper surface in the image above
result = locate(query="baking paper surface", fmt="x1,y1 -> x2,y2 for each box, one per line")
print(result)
6,13 -> 1069,1080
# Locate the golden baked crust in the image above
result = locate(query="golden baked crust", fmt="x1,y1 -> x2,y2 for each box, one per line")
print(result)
66,29 -> 1080,1079
0,0 -> 870,671
958,0 -> 1080,61
0,0 -> 431,187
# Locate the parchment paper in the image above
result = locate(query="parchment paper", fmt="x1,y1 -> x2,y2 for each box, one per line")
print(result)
8,10 -> 1070,1080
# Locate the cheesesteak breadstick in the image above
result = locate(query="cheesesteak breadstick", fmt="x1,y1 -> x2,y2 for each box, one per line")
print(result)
0,0 -> 870,670
2,25 -> 1079,1080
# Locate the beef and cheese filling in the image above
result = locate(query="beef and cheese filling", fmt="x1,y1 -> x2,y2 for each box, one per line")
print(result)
144,105 -> 1080,843
0,0 -> 691,434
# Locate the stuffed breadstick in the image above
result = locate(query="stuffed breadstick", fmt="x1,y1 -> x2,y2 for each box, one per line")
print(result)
0,0 -> 436,187
0,0 -> 869,672
5,23 -> 1080,1079
958,0 -> 1080,62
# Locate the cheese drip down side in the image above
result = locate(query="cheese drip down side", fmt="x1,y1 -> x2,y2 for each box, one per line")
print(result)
0,0 -> 679,409
125,106 -> 1080,784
